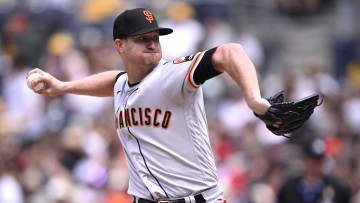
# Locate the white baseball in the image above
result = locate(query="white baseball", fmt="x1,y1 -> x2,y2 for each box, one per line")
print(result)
27,73 -> 46,91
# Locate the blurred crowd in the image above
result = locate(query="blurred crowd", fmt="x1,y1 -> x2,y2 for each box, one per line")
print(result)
1,0 -> 360,203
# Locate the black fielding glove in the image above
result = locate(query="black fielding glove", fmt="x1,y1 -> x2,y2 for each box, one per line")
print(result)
255,91 -> 322,137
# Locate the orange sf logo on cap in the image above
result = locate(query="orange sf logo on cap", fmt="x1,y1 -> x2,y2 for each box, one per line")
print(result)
143,10 -> 154,23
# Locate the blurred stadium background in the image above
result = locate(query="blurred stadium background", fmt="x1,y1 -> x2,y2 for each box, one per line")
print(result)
0,0 -> 360,202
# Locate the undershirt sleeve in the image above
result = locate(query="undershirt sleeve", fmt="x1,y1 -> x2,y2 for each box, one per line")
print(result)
193,47 -> 222,85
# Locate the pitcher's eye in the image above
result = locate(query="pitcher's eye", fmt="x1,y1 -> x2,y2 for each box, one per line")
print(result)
152,36 -> 159,42
133,35 -> 159,43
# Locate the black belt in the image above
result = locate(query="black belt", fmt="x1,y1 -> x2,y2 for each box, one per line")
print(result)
135,194 -> 206,203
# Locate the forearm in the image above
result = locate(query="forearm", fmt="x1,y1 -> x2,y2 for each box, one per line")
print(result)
27,68 -> 121,97
62,71 -> 121,97
213,44 -> 270,114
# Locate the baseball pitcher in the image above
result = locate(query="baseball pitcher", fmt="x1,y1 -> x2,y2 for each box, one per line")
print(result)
27,8 -> 320,203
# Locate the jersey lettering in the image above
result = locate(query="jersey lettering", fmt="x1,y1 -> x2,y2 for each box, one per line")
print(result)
153,109 -> 162,127
119,111 -> 125,128
117,107 -> 172,130
144,108 -> 152,126
138,107 -> 144,125
131,108 -> 139,126
161,111 -> 172,129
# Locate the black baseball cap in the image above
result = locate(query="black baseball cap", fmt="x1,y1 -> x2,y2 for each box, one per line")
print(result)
113,8 -> 173,40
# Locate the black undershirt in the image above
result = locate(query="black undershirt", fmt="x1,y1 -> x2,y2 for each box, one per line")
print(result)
192,47 -> 221,85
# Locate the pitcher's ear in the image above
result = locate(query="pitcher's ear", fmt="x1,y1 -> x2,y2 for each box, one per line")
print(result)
114,39 -> 126,53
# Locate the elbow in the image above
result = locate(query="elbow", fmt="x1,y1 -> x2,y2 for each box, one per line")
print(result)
212,43 -> 246,72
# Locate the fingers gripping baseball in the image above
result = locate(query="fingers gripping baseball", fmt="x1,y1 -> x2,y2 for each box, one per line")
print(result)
26,68 -> 63,96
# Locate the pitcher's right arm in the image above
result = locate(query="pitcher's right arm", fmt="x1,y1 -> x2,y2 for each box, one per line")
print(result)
26,68 -> 121,97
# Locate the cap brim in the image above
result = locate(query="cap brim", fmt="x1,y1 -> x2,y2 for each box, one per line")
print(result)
158,27 -> 173,35
129,27 -> 173,37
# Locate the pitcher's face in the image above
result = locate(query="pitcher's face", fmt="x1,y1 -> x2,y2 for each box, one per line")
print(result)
121,31 -> 162,67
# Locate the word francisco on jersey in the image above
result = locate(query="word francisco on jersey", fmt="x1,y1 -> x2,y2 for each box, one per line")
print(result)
115,107 -> 172,130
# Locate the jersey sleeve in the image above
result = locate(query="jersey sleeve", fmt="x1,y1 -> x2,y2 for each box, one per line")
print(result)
159,48 -> 221,103
115,71 -> 126,83
113,71 -> 127,95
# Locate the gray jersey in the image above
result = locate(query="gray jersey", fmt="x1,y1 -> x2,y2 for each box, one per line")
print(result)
113,52 -> 222,200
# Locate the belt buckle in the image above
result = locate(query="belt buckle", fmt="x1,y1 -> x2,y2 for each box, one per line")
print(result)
158,201 -> 171,203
